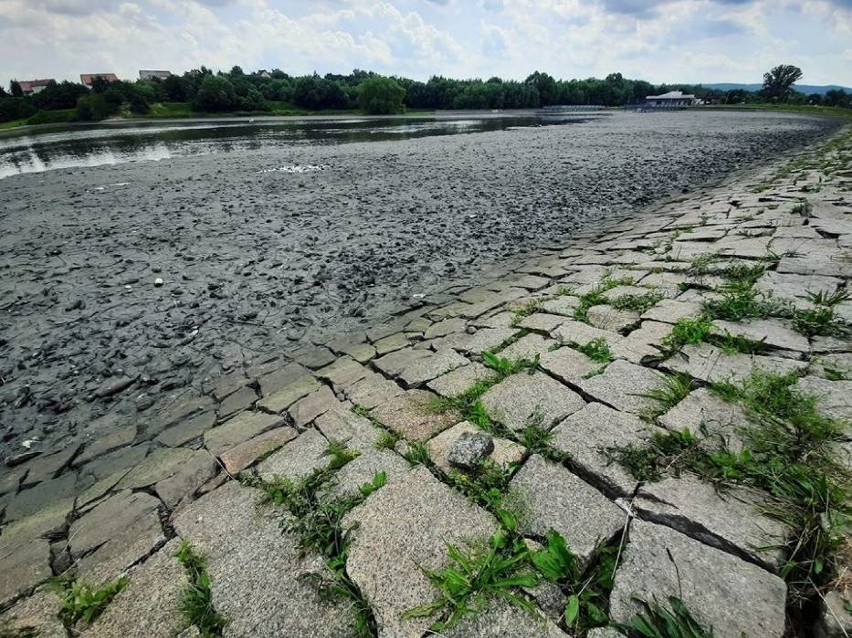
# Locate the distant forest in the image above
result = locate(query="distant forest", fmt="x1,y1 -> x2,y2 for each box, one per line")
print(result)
2,66 -> 851,126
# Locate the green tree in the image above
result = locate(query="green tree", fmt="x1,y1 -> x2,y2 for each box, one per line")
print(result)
10,80 -> 23,97
357,76 -> 405,114
762,64 -> 803,101
193,75 -> 237,112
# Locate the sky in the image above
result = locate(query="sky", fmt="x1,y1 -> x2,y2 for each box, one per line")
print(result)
1,0 -> 850,88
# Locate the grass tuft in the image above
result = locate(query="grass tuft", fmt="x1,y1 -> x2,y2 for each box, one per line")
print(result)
640,373 -> 693,421
175,542 -> 227,637
55,577 -> 128,628
618,596 -> 714,637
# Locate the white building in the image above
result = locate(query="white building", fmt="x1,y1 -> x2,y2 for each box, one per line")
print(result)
645,90 -> 698,108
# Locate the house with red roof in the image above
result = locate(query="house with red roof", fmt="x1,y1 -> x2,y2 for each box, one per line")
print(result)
18,79 -> 55,95
80,73 -> 119,88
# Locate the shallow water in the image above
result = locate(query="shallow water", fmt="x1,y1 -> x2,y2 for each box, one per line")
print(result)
0,113 -> 597,179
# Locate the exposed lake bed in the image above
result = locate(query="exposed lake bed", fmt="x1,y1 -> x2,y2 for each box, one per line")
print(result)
0,109 -> 843,458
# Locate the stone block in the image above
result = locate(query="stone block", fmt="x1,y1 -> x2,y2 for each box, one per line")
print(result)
540,296 -> 581,316
0,588 -> 65,637
256,374 -> 321,413
323,447 -> 411,501
257,428 -> 329,481
586,306 -> 640,332
518,313 -> 569,333
154,449 -> 219,509
173,482 -> 354,638
443,598 -> 569,637
342,467 -> 496,637
396,349 -> 470,387
220,427 -> 298,474
370,390 -> 460,441
539,347 -> 601,384
118,447 -> 197,490
658,388 -> 747,452
551,403 -> 660,497
345,372 -> 405,410
662,343 -> 808,384
156,410 -> 217,447
498,333 -> 559,360
712,319 -> 810,353
216,385 -> 257,419
204,411 -> 285,457
794,376 -> 852,421
553,320 -> 623,348
314,407 -> 379,452
83,539 -> 189,638
287,385 -> 339,428
373,332 -> 410,356
510,455 -> 624,569
578,360 -> 667,416
481,372 -> 585,431
609,520 -> 786,638
317,356 -> 369,390
634,476 -> 789,570
427,362 -> 497,398
640,299 -> 703,324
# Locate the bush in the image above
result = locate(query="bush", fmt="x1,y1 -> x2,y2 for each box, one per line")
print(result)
357,77 -> 406,115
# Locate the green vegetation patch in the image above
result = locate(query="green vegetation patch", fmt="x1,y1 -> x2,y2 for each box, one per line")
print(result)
175,542 -> 227,637
55,576 -> 128,628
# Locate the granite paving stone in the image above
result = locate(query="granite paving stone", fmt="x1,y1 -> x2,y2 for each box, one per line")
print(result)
640,298 -> 704,324
609,520 -> 787,638
427,362 -> 497,398
373,332 -> 410,355
372,347 -> 432,377
370,390 -> 460,441
634,476 -> 790,569
155,410 -> 217,447
553,320 -> 624,348
154,449 -> 219,509
83,539 -> 190,638
323,447 -> 411,500
314,406 -> 380,451
173,482 -> 354,638
610,320 -> 673,363
256,373 -> 321,413
219,427 -> 297,474
203,411 -> 285,458
447,327 -> 517,354
0,537 -> 52,606
69,490 -> 166,586
5,472 -> 89,522
538,346 -> 601,384
662,343 -> 808,384
657,388 -> 748,452
481,372 -> 585,431
540,295 -> 581,316
0,588 -> 65,638
578,360 -> 668,415
287,385 -> 340,427
256,361 -> 311,396
117,447 -> 197,490
257,428 -> 330,481
510,455 -> 624,568
518,312 -> 569,333
75,426 -> 135,467
342,341 -> 377,364
586,305 -> 640,332
217,385 -> 257,419
342,466 -> 497,638
497,333 -> 559,360
754,271 -> 843,303
442,598 -> 569,637
426,421 -> 525,474
424,317 -> 467,339
345,372 -> 405,410
794,376 -> 852,421
396,348 -> 470,387
551,403 -> 661,496
317,356 -> 369,390
712,318 -> 810,353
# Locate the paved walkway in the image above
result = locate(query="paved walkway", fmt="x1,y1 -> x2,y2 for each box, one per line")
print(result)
1,127 -> 850,638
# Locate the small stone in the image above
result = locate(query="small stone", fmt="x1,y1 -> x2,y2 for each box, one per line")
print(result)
153,277 -> 164,287
426,421 -> 525,474
447,432 -> 495,470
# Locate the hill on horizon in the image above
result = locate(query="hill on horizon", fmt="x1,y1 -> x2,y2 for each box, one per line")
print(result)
701,83 -> 851,96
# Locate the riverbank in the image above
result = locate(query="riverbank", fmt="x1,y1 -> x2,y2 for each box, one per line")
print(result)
1,121 -> 849,638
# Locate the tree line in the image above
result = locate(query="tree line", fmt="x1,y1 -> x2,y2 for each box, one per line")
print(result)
1,65 -> 850,125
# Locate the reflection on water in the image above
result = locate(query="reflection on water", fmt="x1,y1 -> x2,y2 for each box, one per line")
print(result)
0,113 -> 600,179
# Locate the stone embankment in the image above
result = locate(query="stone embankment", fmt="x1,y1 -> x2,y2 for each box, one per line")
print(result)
1,126 -> 850,637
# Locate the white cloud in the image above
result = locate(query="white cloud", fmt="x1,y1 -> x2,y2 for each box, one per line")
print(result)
0,0 -> 849,86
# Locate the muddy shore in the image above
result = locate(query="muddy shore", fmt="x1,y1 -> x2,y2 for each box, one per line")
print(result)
0,110 -> 843,457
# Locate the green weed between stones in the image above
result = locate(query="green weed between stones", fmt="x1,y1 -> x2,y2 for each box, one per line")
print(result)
573,277 -> 636,323
640,373 -> 693,422
53,576 -> 127,628
242,444 -> 384,638
175,541 -> 227,637
550,336 -> 613,364
617,596 -> 714,638
610,292 -> 664,314
511,299 -> 545,326
612,371 -> 850,617
661,316 -> 768,357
